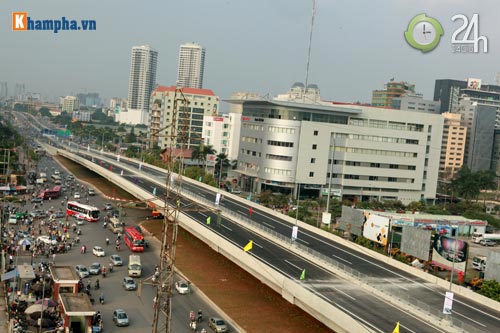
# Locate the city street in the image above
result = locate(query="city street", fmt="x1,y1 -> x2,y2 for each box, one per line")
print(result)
10,153 -> 233,333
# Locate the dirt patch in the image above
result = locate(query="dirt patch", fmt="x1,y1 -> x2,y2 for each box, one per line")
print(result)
55,156 -> 334,333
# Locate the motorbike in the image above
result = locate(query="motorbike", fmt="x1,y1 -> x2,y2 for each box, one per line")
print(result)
106,238 -> 110,246
99,293 -> 104,305
103,222 -> 107,228
76,229 -> 81,235
102,268 -> 107,278
108,263 -> 113,273
95,279 -> 100,290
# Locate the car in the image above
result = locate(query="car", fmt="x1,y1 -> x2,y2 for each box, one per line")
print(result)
74,192 -> 81,199
111,209 -> 120,218
208,317 -> 227,333
29,210 -> 46,218
88,188 -> 95,196
230,188 -> 242,194
31,197 -> 43,203
112,309 -> 129,327
75,215 -> 85,225
122,277 -> 137,291
89,262 -> 102,275
8,214 -> 18,225
16,230 -> 30,238
92,246 -> 105,257
104,203 -> 113,211
54,211 -> 66,218
480,239 -> 497,246
36,236 -> 57,246
175,281 -> 190,294
110,254 -> 123,266
75,265 -> 89,278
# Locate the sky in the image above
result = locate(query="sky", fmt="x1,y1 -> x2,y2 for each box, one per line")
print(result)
1,0 -> 499,109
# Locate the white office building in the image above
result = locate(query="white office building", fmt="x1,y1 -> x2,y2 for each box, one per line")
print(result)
125,45 -> 158,125
61,96 -> 79,113
177,43 -> 205,89
227,93 -> 444,205
202,113 -> 242,161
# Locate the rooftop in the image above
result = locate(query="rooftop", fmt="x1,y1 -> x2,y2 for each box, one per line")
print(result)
50,265 -> 80,282
59,293 -> 95,316
155,85 -> 215,96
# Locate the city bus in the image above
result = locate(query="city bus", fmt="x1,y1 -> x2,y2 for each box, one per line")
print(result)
66,201 -> 100,222
38,186 -> 62,200
123,226 -> 145,252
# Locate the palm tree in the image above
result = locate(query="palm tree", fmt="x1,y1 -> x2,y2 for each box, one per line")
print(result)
215,152 -> 230,187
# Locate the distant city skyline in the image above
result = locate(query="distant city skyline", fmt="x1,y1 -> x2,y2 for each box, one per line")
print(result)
1,0 -> 499,110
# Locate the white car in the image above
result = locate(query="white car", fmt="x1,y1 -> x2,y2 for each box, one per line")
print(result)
37,236 -> 57,246
92,246 -> 105,257
175,281 -> 190,294
75,265 -> 89,278
74,192 -> 81,199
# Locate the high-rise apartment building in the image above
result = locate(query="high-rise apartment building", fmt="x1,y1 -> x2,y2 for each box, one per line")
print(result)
61,96 -> 79,113
149,85 -> 218,150
177,43 -> 205,89
439,113 -> 467,180
127,45 -> 158,112
457,97 -> 496,172
371,80 -> 416,108
0,82 -> 7,99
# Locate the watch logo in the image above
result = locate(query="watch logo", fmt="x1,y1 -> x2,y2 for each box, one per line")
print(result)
405,13 -> 489,54
404,14 -> 444,53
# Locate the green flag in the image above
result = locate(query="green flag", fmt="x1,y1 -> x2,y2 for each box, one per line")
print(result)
206,216 -> 211,225
300,269 -> 306,280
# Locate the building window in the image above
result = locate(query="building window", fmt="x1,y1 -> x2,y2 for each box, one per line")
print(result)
312,144 -> 317,150
309,172 -> 314,177
313,130 -> 319,136
311,158 -> 316,163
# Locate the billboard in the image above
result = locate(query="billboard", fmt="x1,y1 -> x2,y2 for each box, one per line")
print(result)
431,235 -> 468,273
338,206 -> 363,236
467,78 -> 482,90
362,212 -> 389,246
401,226 -> 432,261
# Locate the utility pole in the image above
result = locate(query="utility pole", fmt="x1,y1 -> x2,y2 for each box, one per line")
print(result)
151,88 -> 189,333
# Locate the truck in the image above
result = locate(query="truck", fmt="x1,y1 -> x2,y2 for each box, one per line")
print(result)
108,216 -> 124,234
472,232 -> 500,243
39,172 -> 47,183
128,255 -> 142,277
472,256 -> 487,271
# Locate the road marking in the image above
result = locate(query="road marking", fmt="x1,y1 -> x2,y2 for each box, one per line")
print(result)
261,221 -> 275,229
199,212 -> 207,218
297,238 -> 309,245
400,323 -> 417,333
332,254 -> 352,265
453,311 -> 487,327
284,259 -> 303,271
329,286 -> 356,301
221,224 -> 232,231
384,278 -> 408,291
237,210 -> 247,216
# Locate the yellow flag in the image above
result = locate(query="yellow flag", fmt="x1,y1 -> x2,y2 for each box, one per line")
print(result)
206,216 -> 211,225
243,240 -> 253,252
300,269 -> 306,280
392,322 -> 400,333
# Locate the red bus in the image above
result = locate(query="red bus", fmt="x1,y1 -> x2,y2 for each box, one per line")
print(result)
66,201 -> 100,222
123,226 -> 145,252
38,186 -> 61,200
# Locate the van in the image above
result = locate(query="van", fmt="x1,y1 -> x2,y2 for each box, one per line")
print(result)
8,214 -> 18,225
128,255 -> 142,277
108,216 -> 124,234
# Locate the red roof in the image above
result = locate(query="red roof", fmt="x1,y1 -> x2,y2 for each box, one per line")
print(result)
155,85 -> 215,96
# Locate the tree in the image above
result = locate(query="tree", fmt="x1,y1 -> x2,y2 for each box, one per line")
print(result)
215,152 -> 230,185
451,167 -> 480,200
479,280 -> 500,302
39,107 -> 51,117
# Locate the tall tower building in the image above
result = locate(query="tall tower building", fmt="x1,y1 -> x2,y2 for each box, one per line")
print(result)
127,45 -> 158,112
177,42 -> 206,89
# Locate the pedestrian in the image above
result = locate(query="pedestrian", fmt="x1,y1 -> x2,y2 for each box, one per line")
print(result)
52,253 -> 56,263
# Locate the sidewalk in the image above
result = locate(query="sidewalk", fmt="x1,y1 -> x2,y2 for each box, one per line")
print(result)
0,282 -> 8,333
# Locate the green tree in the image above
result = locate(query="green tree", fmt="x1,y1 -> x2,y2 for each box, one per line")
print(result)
451,167 -> 480,200
39,107 -> 51,117
479,280 -> 500,302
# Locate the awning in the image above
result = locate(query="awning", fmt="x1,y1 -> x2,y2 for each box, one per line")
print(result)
1,269 -> 18,281
16,185 -> 27,190
0,186 -> 10,191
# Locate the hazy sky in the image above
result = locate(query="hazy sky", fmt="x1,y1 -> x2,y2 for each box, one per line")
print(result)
1,0 -> 499,109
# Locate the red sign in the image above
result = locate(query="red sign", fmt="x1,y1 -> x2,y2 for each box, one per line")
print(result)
242,116 -> 251,121
214,117 -> 224,122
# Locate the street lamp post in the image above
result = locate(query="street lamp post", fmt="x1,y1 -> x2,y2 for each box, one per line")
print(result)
218,158 -> 223,189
